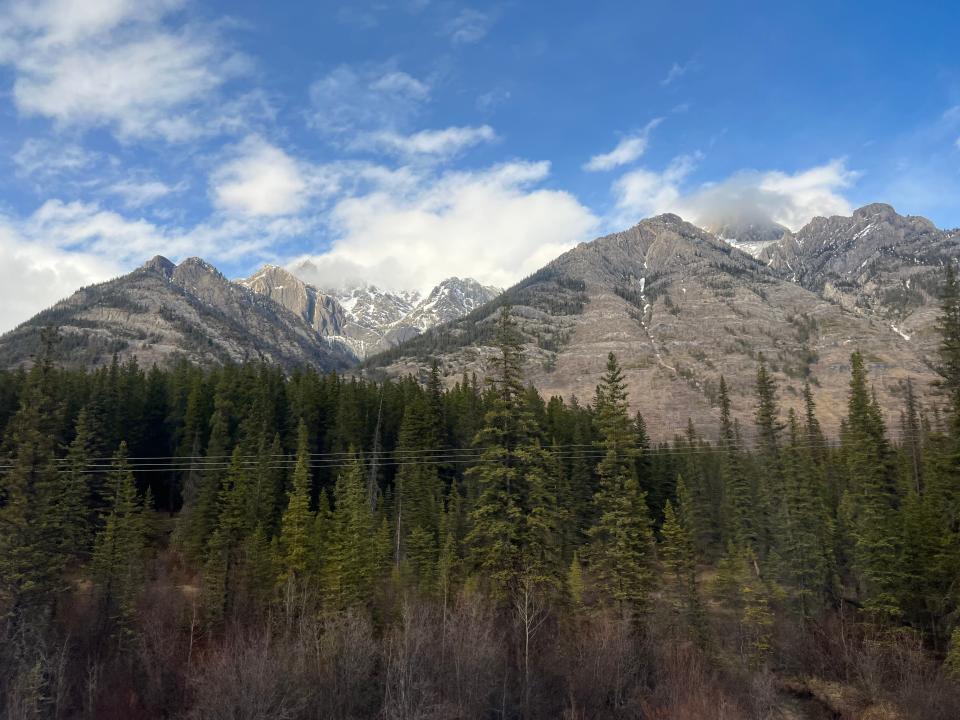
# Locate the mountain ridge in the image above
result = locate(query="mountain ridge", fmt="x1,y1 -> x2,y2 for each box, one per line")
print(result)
367,206 -> 950,438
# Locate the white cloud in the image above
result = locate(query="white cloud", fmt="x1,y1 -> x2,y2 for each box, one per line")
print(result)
13,138 -> 100,177
309,65 -> 430,136
584,119 -> 663,171
290,160 -> 598,293
612,155 -> 857,231
0,226 -> 122,332
0,0 -> 244,141
441,8 -> 492,44
612,153 -> 699,223
357,125 -> 496,157
661,58 -> 694,86
0,191 -> 334,331
476,87 -> 510,112
211,136 -> 314,217
107,178 -> 184,208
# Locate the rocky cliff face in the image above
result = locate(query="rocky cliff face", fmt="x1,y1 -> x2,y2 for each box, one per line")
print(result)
0,256 -> 354,371
369,209 -> 947,439
240,265 -> 347,336
760,203 -> 960,349
242,266 -> 501,360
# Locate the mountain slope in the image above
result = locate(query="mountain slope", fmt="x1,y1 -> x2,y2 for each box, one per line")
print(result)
243,264 -> 501,360
0,256 -> 353,371
761,202 -> 960,349
368,212 -> 938,437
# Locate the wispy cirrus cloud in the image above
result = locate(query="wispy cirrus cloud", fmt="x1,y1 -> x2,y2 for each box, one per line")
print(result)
441,8 -> 493,45
584,118 -> 663,171
355,125 -> 496,158
308,64 -> 431,137
0,0 -> 248,142
13,137 -> 100,178
661,57 -> 697,86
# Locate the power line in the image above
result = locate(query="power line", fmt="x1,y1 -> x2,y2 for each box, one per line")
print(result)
0,434 -> 930,474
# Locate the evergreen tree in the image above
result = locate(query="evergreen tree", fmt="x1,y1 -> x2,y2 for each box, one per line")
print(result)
718,376 -> 754,549
586,353 -> 656,614
466,306 -> 563,599
842,351 -> 903,619
0,329 -> 70,628
660,477 -> 707,643
779,410 -> 830,619
64,408 -> 96,554
276,422 -> 314,586
92,443 -> 147,640
329,456 -> 378,609
753,355 -> 784,559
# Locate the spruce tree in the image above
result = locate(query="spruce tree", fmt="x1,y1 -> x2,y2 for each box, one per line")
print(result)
718,376 -> 754,548
753,355 -> 784,559
465,306 -> 563,599
92,443 -> 147,641
586,353 -> 656,614
660,477 -> 707,643
276,422 -> 314,586
329,456 -> 378,609
842,351 -> 903,619
0,330 -> 70,627
779,410 -> 830,619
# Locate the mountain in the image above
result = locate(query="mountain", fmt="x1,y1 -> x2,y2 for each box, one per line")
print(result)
243,263 -> 501,360
760,202 -> 960,349
240,264 -> 347,336
367,209 -> 943,437
0,256 -> 353,371
707,217 -> 788,258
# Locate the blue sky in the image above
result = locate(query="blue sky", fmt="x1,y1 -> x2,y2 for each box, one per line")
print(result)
0,0 -> 958,330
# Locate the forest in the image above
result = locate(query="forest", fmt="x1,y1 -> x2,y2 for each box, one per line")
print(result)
1,268 -> 959,719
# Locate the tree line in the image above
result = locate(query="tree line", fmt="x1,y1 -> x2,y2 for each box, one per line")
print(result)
1,268 -> 959,718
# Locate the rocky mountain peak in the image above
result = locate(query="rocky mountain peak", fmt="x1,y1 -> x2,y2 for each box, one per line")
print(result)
241,264 -> 346,338
173,257 -> 225,286
142,255 -> 175,277
852,202 -> 898,221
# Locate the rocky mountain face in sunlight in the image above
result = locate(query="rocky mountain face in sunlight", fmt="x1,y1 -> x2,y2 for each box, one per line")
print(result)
1,203 -> 955,440
0,256 -> 355,371
368,205 -> 953,438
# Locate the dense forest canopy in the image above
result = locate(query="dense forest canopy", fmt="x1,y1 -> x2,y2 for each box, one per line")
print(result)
1,269 -> 959,719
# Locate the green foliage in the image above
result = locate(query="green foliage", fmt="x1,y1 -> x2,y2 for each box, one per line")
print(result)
91,443 -> 147,641
586,353 -> 655,613
276,422 -> 314,586
841,352 -> 904,621
466,307 -> 563,599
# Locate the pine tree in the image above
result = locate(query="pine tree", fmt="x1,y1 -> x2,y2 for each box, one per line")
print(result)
177,391 -> 232,561
276,422 -> 314,586
92,443 -> 147,640
0,329 -> 70,627
393,393 -> 441,580
712,544 -> 772,668
842,351 -> 904,620
201,529 -> 228,627
779,410 -> 830,619
329,456 -> 378,609
586,353 -> 656,614
718,376 -> 754,548
466,306 -> 563,599
753,355 -> 784,559
660,478 -> 707,643
62,408 -> 96,556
